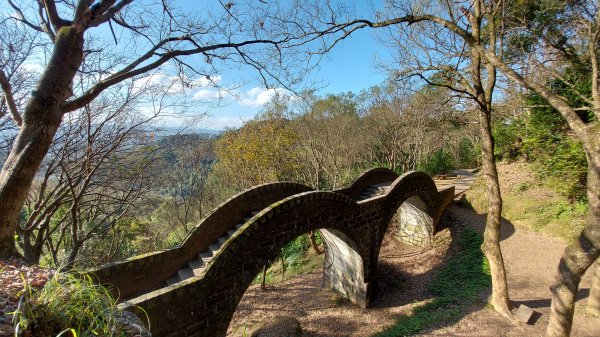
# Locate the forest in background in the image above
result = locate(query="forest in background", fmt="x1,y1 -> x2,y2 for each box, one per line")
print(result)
4,75 -> 588,271
1,1 -> 598,336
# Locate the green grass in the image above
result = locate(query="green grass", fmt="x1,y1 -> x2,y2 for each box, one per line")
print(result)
466,168 -> 587,242
11,272 -> 129,337
253,233 -> 324,285
373,228 -> 491,337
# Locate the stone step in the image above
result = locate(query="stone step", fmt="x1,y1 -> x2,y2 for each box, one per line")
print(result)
217,236 -> 228,246
235,223 -> 244,229
166,276 -> 180,286
357,193 -> 372,199
177,267 -> 194,280
209,242 -> 222,252
188,259 -> 205,276
188,258 -> 204,270
199,251 -> 212,263
227,229 -> 237,237
192,266 -> 205,277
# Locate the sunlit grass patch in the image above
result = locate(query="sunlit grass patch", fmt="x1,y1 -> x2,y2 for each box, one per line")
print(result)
373,228 -> 490,337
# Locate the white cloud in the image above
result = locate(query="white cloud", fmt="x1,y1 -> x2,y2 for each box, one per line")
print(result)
238,87 -> 289,108
190,75 -> 222,87
193,88 -> 225,100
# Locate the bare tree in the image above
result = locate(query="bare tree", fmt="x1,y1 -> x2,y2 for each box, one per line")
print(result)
326,0 -> 513,318
362,82 -> 471,173
151,133 -> 215,242
0,19 -> 45,156
19,83 -> 161,267
312,0 -> 600,334
0,0 -> 354,257
292,92 -> 367,189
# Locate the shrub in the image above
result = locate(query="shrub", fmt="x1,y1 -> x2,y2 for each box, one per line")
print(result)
418,148 -> 456,175
492,118 -> 525,161
12,272 -> 127,337
457,137 -> 481,169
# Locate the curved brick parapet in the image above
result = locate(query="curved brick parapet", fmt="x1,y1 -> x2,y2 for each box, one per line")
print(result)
93,169 -> 455,337
335,167 -> 399,199
89,182 -> 312,299
121,191 -> 362,337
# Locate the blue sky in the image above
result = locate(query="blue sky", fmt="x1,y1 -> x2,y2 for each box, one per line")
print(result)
195,27 -> 389,130
170,1 -> 392,131
1,1 -> 392,131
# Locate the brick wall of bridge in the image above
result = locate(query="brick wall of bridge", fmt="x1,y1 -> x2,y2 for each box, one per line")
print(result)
94,169 -> 454,337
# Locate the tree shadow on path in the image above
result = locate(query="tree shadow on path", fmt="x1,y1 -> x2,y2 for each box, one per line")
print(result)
370,201 -> 517,336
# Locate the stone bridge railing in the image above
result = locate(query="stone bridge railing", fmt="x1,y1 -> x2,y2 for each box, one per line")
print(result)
89,168 -> 455,337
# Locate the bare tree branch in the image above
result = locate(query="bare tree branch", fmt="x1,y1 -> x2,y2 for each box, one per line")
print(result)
0,70 -> 23,126
62,38 -> 286,112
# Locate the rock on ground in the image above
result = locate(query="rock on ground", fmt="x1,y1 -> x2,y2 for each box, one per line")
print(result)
250,316 -> 302,337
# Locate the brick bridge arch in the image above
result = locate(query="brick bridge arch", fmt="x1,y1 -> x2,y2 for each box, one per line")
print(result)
90,168 -> 454,337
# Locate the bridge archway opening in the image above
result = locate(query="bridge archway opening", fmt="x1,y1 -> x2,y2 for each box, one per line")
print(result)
389,195 -> 434,248
226,228 -> 366,335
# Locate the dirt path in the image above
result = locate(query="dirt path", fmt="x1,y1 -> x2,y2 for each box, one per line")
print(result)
427,205 -> 597,337
227,204 -> 599,336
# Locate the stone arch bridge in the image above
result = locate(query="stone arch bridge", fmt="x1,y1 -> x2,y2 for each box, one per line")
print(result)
90,168 -> 455,337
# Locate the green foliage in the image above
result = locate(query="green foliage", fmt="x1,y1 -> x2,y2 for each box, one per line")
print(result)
253,232 -> 324,285
492,119 -> 525,161
530,137 -> 587,200
374,229 -> 490,337
418,148 -> 456,175
280,234 -> 313,270
457,138 -> 481,169
492,94 -> 588,200
523,101 -> 587,200
12,273 -> 128,337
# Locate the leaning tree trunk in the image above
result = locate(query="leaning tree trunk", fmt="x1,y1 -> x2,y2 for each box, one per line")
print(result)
0,113 -> 63,257
479,108 -> 512,318
546,156 -> 600,337
0,28 -> 84,258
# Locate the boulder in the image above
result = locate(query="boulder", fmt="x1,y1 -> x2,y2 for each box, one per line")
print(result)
250,316 -> 302,337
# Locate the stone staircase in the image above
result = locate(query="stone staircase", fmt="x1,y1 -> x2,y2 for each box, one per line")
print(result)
356,181 -> 393,201
165,211 -> 260,285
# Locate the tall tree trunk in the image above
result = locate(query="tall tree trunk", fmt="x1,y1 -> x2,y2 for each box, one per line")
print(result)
479,108 -> 512,317
0,118 -> 63,257
0,28 -> 84,258
589,258 -> 600,316
65,241 -> 81,269
547,159 -> 600,336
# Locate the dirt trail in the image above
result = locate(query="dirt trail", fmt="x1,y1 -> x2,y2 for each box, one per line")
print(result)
227,204 -> 599,337
427,205 -> 597,337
